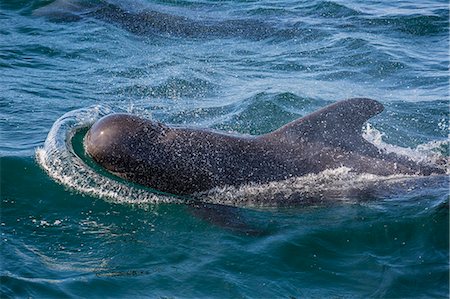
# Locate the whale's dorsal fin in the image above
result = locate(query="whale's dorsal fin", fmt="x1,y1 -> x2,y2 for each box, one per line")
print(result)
269,98 -> 384,150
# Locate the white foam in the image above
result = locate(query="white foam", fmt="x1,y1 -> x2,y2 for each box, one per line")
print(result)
194,167 -> 424,207
362,123 -> 449,171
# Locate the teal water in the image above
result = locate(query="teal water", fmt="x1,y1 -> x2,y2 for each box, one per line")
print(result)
1,0 -> 449,298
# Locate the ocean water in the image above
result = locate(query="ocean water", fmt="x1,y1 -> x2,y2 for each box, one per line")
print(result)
1,0 -> 449,298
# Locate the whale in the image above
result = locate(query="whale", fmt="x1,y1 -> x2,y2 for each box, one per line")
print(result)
84,98 -> 445,196
34,0 -> 278,40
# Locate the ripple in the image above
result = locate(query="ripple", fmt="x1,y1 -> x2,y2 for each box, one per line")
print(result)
114,76 -> 217,100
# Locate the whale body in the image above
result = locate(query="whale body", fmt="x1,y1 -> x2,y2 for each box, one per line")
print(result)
34,0 -> 278,40
84,98 -> 444,195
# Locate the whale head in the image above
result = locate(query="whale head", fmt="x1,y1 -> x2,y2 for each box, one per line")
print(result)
84,114 -> 165,176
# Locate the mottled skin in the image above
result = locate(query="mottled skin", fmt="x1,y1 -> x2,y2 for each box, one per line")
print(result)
34,0 -> 277,39
84,98 -> 444,195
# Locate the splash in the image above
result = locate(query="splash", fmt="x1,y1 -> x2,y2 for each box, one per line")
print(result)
362,123 -> 449,170
36,105 -> 183,205
194,167 -> 433,207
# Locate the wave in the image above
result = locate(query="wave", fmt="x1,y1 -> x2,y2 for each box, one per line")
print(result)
36,106 -> 448,208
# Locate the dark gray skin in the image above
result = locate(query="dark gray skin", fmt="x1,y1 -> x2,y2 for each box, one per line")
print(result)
84,98 -> 445,196
34,0 -> 280,40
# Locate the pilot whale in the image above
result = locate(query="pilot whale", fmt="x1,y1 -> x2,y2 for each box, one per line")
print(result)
84,98 -> 444,196
34,0 -> 278,40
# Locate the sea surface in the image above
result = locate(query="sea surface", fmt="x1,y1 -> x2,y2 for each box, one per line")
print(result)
1,0 -> 449,298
